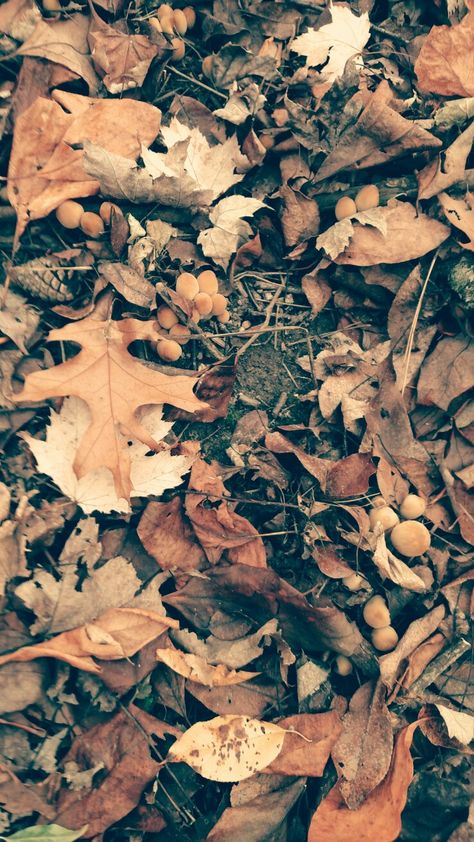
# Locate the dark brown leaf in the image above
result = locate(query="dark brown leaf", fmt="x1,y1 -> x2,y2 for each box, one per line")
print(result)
325,453 -> 376,499
138,497 -> 207,572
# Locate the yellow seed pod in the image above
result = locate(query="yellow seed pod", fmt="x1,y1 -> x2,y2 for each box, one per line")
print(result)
157,4 -> 173,20
157,305 -> 179,329
176,272 -> 199,300
183,6 -> 196,28
211,293 -> 227,316
197,269 -> 219,296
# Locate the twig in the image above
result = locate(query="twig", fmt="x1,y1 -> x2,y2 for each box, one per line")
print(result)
166,65 -> 227,100
400,248 -> 439,396
235,284 -> 285,359
312,171 -> 474,210
408,637 -> 471,697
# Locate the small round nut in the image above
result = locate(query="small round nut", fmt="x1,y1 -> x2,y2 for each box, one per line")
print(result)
156,338 -> 182,362
170,37 -> 185,61
211,293 -> 228,316
197,269 -> 218,296
157,305 -> 179,330
56,200 -> 84,229
176,272 -> 199,300
99,201 -> 122,224
172,9 -> 188,34
399,494 -> 426,520
80,212 -> 105,238
183,6 -> 196,28
355,184 -> 379,212
169,323 -> 190,345
335,196 -> 357,221
371,626 -> 398,652
194,292 -> 213,316
334,655 -> 353,676
369,505 -> 400,532
202,55 -> 215,78
217,310 -> 231,324
342,572 -> 367,592
363,595 -> 391,629
390,521 -> 431,557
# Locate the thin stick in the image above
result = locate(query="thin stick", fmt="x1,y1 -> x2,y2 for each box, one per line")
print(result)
167,65 -> 227,100
400,249 -> 439,396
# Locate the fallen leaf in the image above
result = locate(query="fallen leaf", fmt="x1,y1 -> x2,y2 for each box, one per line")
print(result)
333,200 -> 450,265
325,453 -> 376,499
137,497 -> 207,572
185,459 -> 267,567
301,268 -> 332,315
188,677 -> 281,718
311,546 -> 354,579
0,287 -> 39,353
279,185 -> 319,247
155,647 -> 259,686
171,618 -> 283,670
98,263 -> 156,308
263,711 -> 342,776
17,13 -> 99,94
415,6 -> 474,96
314,83 -> 441,182
332,680 -> 393,809
7,91 -> 161,245
14,317 -> 205,500
438,192 -> 474,250
291,5 -> 370,87
265,431 -> 331,487
417,336 -> 474,411
0,0 -> 40,42
167,715 -> 286,781
418,122 -> 474,200
88,9 -> 160,94
0,607 -> 178,673
371,527 -> 427,593
198,195 -> 266,270
53,705 -> 178,837
433,704 -> 474,745
308,722 -> 418,842
206,775 -> 305,841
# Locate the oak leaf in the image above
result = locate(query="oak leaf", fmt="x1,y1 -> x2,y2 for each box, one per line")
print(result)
13,316 -> 207,500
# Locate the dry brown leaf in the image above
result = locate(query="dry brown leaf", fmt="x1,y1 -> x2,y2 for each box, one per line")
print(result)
418,122 -> 474,200
371,528 -> 427,593
17,13 -> 99,94
53,705 -> 178,837
332,680 -> 393,809
265,431 -> 331,487
0,607 -> 178,673
155,647 -> 260,686
325,453 -> 376,499
279,185 -> 320,247
314,82 -> 441,182
263,711 -> 342,776
308,722 -> 418,842
168,715 -> 286,782
417,336 -> 474,411
0,0 -> 39,41
14,316 -> 206,500
185,459 -> 267,567
311,546 -> 354,579
438,191 -> 474,250
334,200 -> 450,265
379,605 -> 446,692
188,677 -> 281,718
301,267 -> 332,316
88,8 -> 160,93
7,90 -> 161,244
415,4 -> 474,96
137,497 -> 207,572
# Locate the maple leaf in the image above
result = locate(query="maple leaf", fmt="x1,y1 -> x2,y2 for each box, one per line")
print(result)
291,4 -> 370,86
13,317 -> 207,500
22,397 -> 195,514
88,5 -> 160,94
197,195 -> 266,269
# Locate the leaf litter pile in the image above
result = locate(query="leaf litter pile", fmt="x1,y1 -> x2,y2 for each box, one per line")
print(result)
0,0 -> 473,839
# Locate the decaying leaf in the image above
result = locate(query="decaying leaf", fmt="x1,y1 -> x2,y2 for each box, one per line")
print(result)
155,647 -> 260,686
434,704 -> 474,745
167,715 -> 286,781
418,122 -> 474,200
14,317 -> 206,500
263,711 -> 342,776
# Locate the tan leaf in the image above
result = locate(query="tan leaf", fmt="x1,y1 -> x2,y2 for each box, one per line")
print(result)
263,711 -> 342,776
417,335 -> 474,411
138,497 -> 207,572
155,648 -> 260,686
168,715 -> 286,782
371,527 -> 427,593
17,13 -> 99,94
7,90 -> 161,244
415,7 -> 474,96
14,316 -> 206,500
0,607 -> 178,673
308,722 -> 419,842
418,122 -> 474,200
334,200 -> 450,265
379,605 -> 446,692
88,9 -> 160,94
438,191 -> 474,250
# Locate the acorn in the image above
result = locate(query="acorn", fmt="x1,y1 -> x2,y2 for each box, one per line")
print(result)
176,272 -> 199,300
56,200 -> 84,229
197,269 -> 219,296
211,292 -> 227,316
335,196 -> 357,221
157,338 -> 182,361
369,506 -> 400,532
363,595 -> 391,629
371,626 -> 398,652
157,305 -> 179,329
390,521 -> 431,557
355,184 -> 379,212
399,494 -> 426,520
80,212 -> 104,238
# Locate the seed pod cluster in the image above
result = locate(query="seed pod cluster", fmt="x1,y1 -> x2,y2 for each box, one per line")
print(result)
150,4 -> 196,62
335,184 -> 380,220
55,200 -> 123,239
368,493 -> 430,557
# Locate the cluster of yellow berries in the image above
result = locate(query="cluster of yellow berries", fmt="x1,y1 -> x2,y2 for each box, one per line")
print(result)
335,184 -> 380,221
55,200 -> 122,238
149,4 -> 196,62
155,269 -> 230,362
